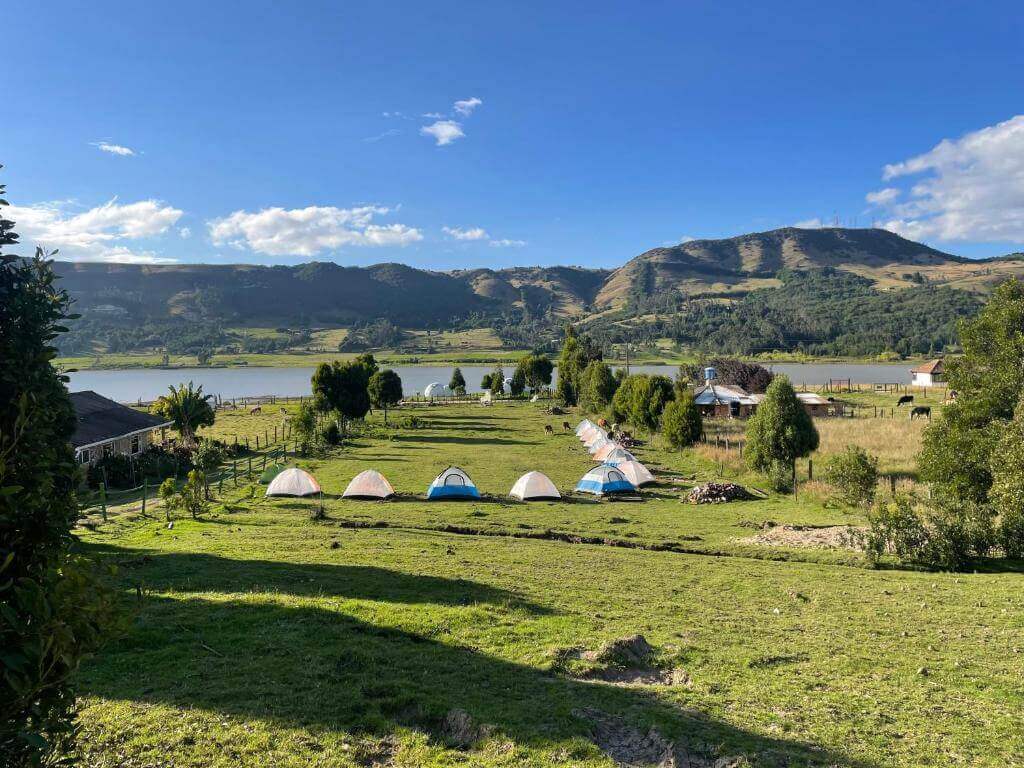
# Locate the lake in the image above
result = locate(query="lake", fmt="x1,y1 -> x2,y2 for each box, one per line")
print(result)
66,362 -> 917,402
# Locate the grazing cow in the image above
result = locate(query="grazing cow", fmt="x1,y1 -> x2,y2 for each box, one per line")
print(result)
910,406 -> 931,420
249,405 -> 262,415
896,395 -> 914,407
544,424 -> 554,435
597,418 -> 608,428
562,421 -> 571,431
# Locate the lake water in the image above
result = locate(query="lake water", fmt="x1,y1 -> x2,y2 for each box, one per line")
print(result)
66,362 -> 917,402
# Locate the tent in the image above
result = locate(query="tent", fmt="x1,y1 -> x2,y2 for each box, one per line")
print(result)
424,382 -> 447,398
602,447 -> 637,466
583,430 -> 608,448
343,469 -> 396,499
618,460 -> 655,487
575,419 -> 596,436
509,471 -> 561,501
427,466 -> 480,500
575,465 -> 636,496
265,467 -> 321,497
588,437 -> 615,457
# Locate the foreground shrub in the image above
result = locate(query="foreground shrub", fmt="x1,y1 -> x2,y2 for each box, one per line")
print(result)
988,395 -> 1024,558
745,376 -> 818,492
823,446 -> 879,507
865,494 -> 996,570
662,391 -> 702,449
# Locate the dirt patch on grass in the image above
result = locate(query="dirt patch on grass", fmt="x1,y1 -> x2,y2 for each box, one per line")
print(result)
556,635 -> 692,687
737,523 -> 864,551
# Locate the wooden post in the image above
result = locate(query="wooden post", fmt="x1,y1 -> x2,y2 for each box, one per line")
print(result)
265,429 -> 268,445
141,479 -> 147,516
233,461 -> 238,487
807,458 -> 813,482
99,482 -> 107,522
890,474 -> 897,496
218,474 -> 223,495
792,461 -> 797,499
248,456 -> 252,479
274,425 -> 278,442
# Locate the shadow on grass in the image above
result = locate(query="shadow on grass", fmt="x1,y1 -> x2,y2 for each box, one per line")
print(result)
395,435 -> 532,446
79,545 -> 876,767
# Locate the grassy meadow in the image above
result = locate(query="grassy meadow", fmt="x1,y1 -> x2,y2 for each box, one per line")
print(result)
71,402 -> 1024,767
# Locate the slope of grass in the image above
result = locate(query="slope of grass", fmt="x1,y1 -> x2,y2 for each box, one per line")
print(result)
71,403 -> 1024,767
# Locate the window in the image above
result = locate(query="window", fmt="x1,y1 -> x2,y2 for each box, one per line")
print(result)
608,471 -> 624,483
130,434 -> 140,454
78,449 -> 91,465
103,443 -> 114,458
444,474 -> 465,486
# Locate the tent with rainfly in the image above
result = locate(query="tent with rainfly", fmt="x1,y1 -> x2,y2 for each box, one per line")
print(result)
343,469 -> 396,499
602,447 -> 637,466
509,471 -> 561,501
265,467 -> 321,497
427,466 -> 481,500
575,465 -> 636,496
617,460 -> 655,486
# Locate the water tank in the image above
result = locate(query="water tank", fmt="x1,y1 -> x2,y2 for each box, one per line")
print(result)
704,367 -> 717,383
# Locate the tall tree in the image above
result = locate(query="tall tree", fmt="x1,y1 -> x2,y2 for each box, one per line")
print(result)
578,360 -> 617,412
368,369 -> 403,422
556,325 -> 601,406
490,364 -> 505,396
1,171 -> 110,765
745,376 -> 819,491
611,374 -> 675,431
449,367 -> 466,395
151,382 -> 215,446
662,390 -> 703,448
312,359 -> 374,424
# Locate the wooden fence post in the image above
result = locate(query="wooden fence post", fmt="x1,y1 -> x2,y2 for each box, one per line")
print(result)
233,461 -> 238,487
99,482 -> 107,522
141,479 -> 147,516
807,458 -> 813,482
248,456 -> 252,479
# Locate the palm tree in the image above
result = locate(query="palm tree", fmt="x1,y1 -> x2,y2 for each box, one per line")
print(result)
151,382 -> 215,446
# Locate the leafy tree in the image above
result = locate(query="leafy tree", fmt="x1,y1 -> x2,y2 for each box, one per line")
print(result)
578,360 -> 617,412
662,390 -> 703,448
680,358 -> 774,393
987,393 -> 1024,558
192,439 -> 224,499
449,367 -> 466,395
151,382 -> 215,447
556,325 -> 601,406
823,446 -> 879,508
311,359 -> 373,423
490,364 -> 505,396
509,365 -> 527,397
1,178 -> 111,764
611,374 -> 675,431
480,372 -> 493,391
518,354 -> 554,391
368,369 -> 403,422
920,280 -> 1024,502
291,400 -> 319,455
196,348 -> 213,366
745,375 -> 819,491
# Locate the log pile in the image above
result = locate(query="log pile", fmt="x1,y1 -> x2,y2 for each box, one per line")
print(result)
685,482 -> 754,504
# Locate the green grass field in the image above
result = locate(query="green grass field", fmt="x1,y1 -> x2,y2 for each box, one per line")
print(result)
72,403 -> 1024,767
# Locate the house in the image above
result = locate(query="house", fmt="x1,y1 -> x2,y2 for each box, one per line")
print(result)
70,391 -> 173,465
693,383 -> 760,418
910,359 -> 945,387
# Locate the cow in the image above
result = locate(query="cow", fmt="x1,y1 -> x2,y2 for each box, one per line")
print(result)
544,424 -> 554,435
562,421 -> 571,431
249,405 -> 262,415
910,406 -> 931,420
597,418 -> 608,428
896,395 -> 914,407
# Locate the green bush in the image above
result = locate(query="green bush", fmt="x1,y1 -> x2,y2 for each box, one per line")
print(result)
823,446 -> 879,507
745,376 -> 819,492
661,391 -> 702,449
864,494 -> 996,570
323,421 -> 342,446
987,394 -> 1024,558
578,360 -> 617,412
610,374 -> 675,431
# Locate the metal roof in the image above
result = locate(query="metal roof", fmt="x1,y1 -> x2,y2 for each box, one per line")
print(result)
69,391 -> 172,449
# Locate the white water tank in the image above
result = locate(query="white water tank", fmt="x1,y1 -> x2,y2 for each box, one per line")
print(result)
704,367 -> 717,384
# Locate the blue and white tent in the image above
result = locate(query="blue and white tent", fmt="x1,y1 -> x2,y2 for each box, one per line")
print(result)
603,447 -> 637,466
426,466 -> 481,500
575,464 -> 636,496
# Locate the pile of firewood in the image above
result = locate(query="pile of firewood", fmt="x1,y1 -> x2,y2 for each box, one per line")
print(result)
685,482 -> 754,504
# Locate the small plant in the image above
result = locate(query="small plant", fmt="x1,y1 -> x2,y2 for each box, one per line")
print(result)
323,421 -> 341,446
823,446 -> 879,508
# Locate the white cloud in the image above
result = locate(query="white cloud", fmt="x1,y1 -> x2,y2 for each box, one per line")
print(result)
363,128 -> 402,143
420,120 -> 465,146
8,198 -> 183,261
443,226 -> 489,241
207,205 -> 423,257
865,187 -> 900,206
422,112 -> 445,119
489,238 -> 526,248
92,141 -> 136,156
453,97 -> 482,117
874,115 -> 1024,242
179,226 -> 192,238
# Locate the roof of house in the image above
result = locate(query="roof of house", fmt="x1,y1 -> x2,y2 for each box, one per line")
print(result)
70,391 -> 172,449
693,383 -> 758,406
910,359 -> 944,375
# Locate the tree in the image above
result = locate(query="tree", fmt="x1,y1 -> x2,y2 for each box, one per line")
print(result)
662,390 -> 703,448
311,359 -> 373,424
823,446 -> 879,508
578,360 -> 617,412
1,176 -> 110,764
368,369 -> 403,422
449,367 -> 466,395
151,381 -> 215,447
556,325 -> 601,406
611,374 -> 675,431
480,372 -> 493,391
192,439 -> 224,499
292,400 -> 318,455
680,358 -> 774,393
745,376 -> 819,491
520,354 -> 553,392
988,393 -> 1024,558
196,348 -> 213,366
920,280 -> 1024,502
509,365 -> 527,397
490,364 -> 505,396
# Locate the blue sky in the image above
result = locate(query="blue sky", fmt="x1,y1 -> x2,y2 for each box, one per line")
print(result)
4,1 -> 1023,268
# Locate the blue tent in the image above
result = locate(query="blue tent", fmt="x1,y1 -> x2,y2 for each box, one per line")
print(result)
427,466 -> 481,500
575,465 -> 636,496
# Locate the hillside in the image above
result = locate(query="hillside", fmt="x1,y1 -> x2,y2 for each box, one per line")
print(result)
594,227 -> 1024,309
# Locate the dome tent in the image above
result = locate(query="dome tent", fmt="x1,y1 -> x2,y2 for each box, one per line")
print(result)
265,467 -> 321,497
575,465 -> 635,496
575,419 -> 596,437
584,430 -> 609,449
509,471 -> 561,501
618,460 -> 655,487
424,382 -> 448,398
602,447 -> 637,466
343,469 -> 396,500
588,437 -> 615,457
427,466 -> 480,500
592,441 -> 623,461
581,425 -> 605,443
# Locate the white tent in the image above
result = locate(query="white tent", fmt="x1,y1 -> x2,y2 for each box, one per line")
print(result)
424,382 -> 447,398
583,430 -> 608,448
575,419 -> 596,436
618,460 -> 655,486
603,447 -> 637,466
588,437 -> 614,456
342,469 -> 396,499
265,467 -> 321,497
509,471 -> 561,501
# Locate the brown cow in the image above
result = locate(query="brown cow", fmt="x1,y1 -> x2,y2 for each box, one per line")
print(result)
562,421 -> 571,431
544,424 -> 554,435
249,406 -> 262,415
